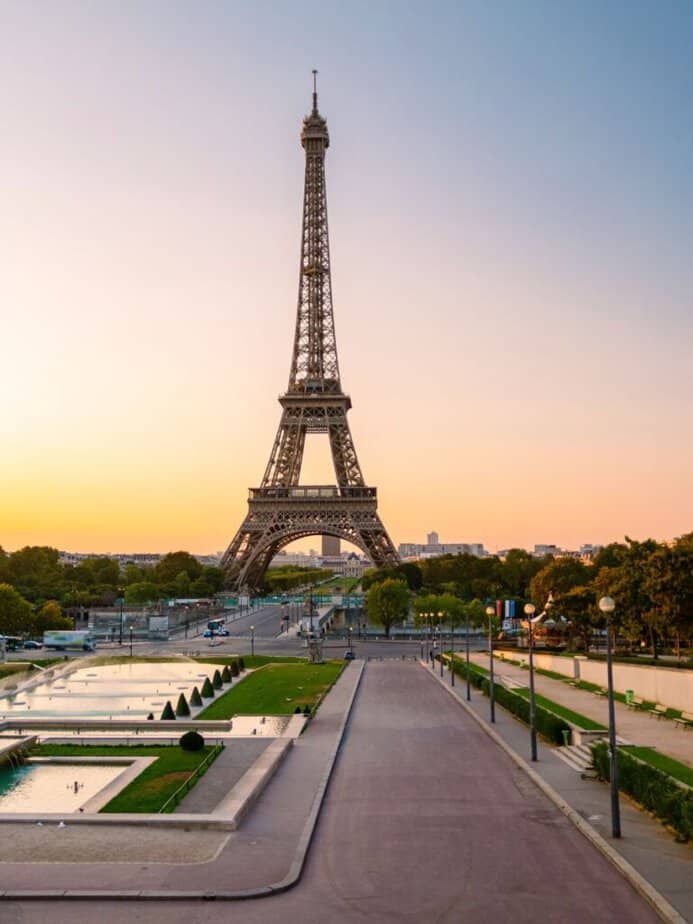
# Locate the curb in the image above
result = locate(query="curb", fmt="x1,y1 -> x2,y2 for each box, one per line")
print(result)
426,663 -> 687,924
2,659 -> 366,902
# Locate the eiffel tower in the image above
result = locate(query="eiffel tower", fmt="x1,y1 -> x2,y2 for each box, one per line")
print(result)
222,75 -> 400,591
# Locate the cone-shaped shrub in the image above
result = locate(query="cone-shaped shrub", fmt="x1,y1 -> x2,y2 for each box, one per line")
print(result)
230,660 -> 240,677
221,665 -> 231,683
294,705 -> 302,714
238,657 -> 246,671
160,700 -> 175,720
201,677 -> 215,698
213,669 -> 223,689
176,693 -> 190,717
147,712 -> 154,721
190,686 -> 202,707
303,704 -> 312,716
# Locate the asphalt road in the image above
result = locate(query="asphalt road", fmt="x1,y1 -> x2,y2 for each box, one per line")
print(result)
3,661 -> 657,923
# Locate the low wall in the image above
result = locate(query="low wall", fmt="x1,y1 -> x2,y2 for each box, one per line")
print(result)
495,651 -> 692,713
576,660 -> 691,713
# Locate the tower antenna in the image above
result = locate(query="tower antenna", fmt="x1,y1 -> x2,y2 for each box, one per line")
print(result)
312,69 -> 318,113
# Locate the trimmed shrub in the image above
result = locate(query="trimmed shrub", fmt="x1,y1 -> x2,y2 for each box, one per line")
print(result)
160,701 -> 175,721
190,686 -> 202,707
146,712 -> 154,721
592,742 -> 692,842
450,659 -> 569,745
221,665 -> 231,683
201,677 -> 215,698
176,693 -> 191,717
303,704 -> 312,716
294,705 -> 302,714
213,669 -> 223,690
179,730 -> 205,752
238,657 -> 246,671
230,660 -> 240,677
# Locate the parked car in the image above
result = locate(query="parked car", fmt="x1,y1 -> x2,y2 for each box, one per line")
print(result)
22,640 -> 42,650
343,650 -> 355,660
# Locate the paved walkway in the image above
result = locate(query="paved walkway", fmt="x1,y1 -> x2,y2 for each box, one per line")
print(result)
471,652 -> 693,767
173,738 -> 271,813
434,658 -> 693,922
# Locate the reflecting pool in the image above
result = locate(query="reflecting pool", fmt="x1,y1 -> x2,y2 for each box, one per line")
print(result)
0,762 -> 127,812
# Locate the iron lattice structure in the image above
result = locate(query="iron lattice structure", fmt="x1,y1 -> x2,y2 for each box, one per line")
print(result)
222,78 -> 399,591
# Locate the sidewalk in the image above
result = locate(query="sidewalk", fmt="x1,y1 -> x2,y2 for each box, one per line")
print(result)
427,659 -> 693,923
468,652 -> 692,767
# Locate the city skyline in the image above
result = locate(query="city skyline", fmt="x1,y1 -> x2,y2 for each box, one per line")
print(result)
2,3 -> 692,557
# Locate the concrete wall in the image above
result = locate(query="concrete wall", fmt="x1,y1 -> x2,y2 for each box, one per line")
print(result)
499,651 -> 692,712
575,659 -> 691,712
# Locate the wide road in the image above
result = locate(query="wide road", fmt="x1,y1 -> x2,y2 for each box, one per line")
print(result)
3,661 -> 657,923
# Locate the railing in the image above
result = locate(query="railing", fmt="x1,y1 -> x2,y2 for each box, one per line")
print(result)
249,485 -> 376,500
157,742 -> 224,814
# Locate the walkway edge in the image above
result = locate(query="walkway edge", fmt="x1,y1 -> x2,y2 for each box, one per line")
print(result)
2,659 -> 366,902
427,664 -> 686,924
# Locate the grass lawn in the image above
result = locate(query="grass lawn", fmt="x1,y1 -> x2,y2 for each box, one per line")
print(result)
514,689 -> 606,730
196,661 -> 344,720
33,743 -> 220,813
195,655 -> 306,668
623,747 -> 693,788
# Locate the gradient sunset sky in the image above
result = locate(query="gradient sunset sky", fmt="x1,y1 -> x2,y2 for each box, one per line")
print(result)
2,1 -> 692,556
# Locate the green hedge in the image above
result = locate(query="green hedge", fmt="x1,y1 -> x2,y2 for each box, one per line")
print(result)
591,742 -> 692,842
449,658 -> 570,745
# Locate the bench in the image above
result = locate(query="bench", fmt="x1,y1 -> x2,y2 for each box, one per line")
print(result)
649,703 -> 668,719
626,696 -> 644,710
673,711 -> 693,729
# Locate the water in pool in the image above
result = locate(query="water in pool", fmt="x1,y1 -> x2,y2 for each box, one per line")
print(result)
0,762 -> 127,812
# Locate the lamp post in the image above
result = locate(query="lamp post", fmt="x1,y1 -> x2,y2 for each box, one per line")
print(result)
250,624 -> 255,658
599,595 -> 621,838
128,625 -> 134,658
449,610 -> 455,686
524,603 -> 538,761
118,592 -> 124,646
348,625 -> 353,653
486,605 -> 496,723
438,617 -> 444,677
465,606 -> 471,701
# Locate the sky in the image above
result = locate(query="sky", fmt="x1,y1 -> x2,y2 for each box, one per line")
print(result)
1,1 -> 692,556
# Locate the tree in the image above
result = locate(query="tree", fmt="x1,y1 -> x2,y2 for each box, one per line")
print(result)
643,537 -> 693,658
6,546 -> 63,603
33,600 -> 73,636
124,582 -> 159,604
367,579 -> 409,637
593,537 -> 659,655
154,552 -> 203,586
529,558 -> 591,611
0,583 -> 34,636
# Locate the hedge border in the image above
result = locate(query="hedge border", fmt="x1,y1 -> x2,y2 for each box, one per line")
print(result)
591,742 -> 692,842
448,658 -> 570,745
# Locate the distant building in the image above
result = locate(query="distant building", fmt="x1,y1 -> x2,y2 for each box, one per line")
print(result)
398,534 -> 486,560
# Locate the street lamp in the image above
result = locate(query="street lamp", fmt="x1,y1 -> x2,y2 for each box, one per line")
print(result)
438,613 -> 444,677
449,609 -> 455,687
348,625 -> 353,653
599,595 -> 621,838
465,605 -> 471,701
250,624 -> 255,657
128,625 -> 134,658
118,592 -> 124,646
524,603 -> 538,761
486,605 -> 496,723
